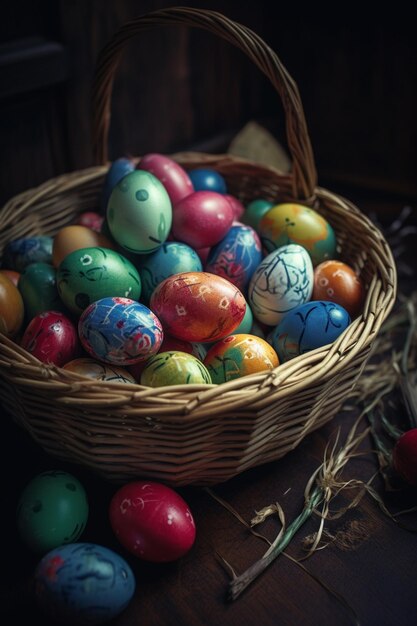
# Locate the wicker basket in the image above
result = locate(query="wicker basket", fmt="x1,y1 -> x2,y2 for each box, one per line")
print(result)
0,8 -> 396,486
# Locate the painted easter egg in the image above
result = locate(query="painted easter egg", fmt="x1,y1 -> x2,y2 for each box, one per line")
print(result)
0,272 -> 24,337
205,223 -> 262,292
75,211 -> 104,232
204,333 -> 279,383
172,191 -> 234,249
52,225 -> 115,267
109,481 -> 196,562
248,244 -> 314,326
78,297 -> 163,365
3,235 -> 53,272
21,311 -> 79,366
57,247 -> 142,315
107,170 -> 172,254
138,153 -> 194,206
242,198 -> 274,230
188,168 -> 227,194
270,300 -> 351,362
135,241 -> 202,303
150,271 -> 246,342
34,543 -> 135,625
101,156 -> 135,211
63,358 -> 136,384
141,351 -> 212,387
18,262 -> 63,321
258,203 -> 337,265
16,470 -> 88,553
313,260 -> 365,318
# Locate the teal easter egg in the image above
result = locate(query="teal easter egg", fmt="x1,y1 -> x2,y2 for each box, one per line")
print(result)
16,470 -> 89,554
258,203 -> 337,265
18,262 -> 64,320
140,351 -> 212,387
107,170 -> 172,254
242,198 -> 274,230
57,247 -> 142,315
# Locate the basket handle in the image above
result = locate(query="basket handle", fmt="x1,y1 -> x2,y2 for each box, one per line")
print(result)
91,6 -> 317,200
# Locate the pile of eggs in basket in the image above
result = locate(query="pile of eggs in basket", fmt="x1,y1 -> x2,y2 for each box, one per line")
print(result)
0,154 -> 365,387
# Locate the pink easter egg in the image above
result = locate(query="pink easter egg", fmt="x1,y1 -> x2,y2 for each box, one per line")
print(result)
75,211 -> 104,232
172,191 -> 234,249
225,194 -> 245,220
138,153 -> 194,206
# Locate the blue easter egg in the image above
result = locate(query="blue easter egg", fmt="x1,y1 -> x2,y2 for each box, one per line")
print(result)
34,542 -> 135,625
188,168 -> 227,194
101,157 -> 135,211
135,241 -> 202,303
3,236 -> 53,272
205,223 -> 262,292
270,300 -> 351,362
78,297 -> 163,365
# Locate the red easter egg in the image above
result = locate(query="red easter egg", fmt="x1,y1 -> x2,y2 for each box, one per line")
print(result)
21,310 -> 80,366
172,191 -> 234,248
150,271 -> 246,342
224,194 -> 245,220
109,481 -> 196,562
0,273 -> 24,337
313,260 -> 365,318
138,153 -> 194,206
392,428 -> 417,486
75,211 -> 104,232
196,247 -> 210,265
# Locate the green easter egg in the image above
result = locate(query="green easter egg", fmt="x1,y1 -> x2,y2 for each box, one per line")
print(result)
57,247 -> 142,315
107,170 -> 172,254
18,262 -> 64,320
242,199 -> 274,230
16,470 -> 89,554
140,351 -> 212,387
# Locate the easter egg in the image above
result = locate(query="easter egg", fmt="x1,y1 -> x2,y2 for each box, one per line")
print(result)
158,335 -> 206,361
204,334 -> 279,383
141,351 -> 212,387
138,153 -> 194,205
101,156 -> 135,211
232,300 -> 253,334
57,247 -> 142,315
313,260 -> 365,318
34,543 -> 135,625
52,225 -> 115,267
242,198 -> 274,230
78,297 -> 163,365
3,235 -> 53,272
172,191 -> 234,248
21,311 -> 79,366
205,223 -> 262,292
248,244 -> 314,326
0,272 -> 24,337
270,300 -> 351,362
18,262 -> 63,321
225,194 -> 245,220
135,241 -> 202,303
188,168 -> 227,194
107,170 -> 172,254
150,271 -> 246,342
392,428 -> 417,486
258,203 -> 337,265
109,481 -> 196,562
75,211 -> 104,232
16,470 -> 88,553
63,358 -> 136,384
0,268 -> 20,286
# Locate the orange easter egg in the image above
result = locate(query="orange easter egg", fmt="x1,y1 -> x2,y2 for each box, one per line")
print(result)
0,269 -> 20,286
0,273 -> 25,337
313,260 -> 364,318
52,225 -> 115,267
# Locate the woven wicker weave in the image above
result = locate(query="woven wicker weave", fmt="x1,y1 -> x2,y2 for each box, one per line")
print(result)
0,8 -> 396,486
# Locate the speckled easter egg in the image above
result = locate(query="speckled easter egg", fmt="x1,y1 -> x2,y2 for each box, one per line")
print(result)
141,351 -> 212,387
258,203 -> 337,265
52,226 -> 115,267
107,170 -> 172,254
150,271 -> 246,342
138,153 -> 194,206
0,272 -> 24,337
188,168 -> 227,194
205,223 -> 262,292
57,247 -> 142,315
63,357 -> 136,384
248,244 -> 314,325
21,311 -> 80,366
135,241 -> 202,303
270,300 -> 351,362
78,297 -> 163,365
34,543 -> 135,625
313,260 -> 365,318
18,262 -> 63,321
204,333 -> 279,383
3,235 -> 53,272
